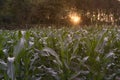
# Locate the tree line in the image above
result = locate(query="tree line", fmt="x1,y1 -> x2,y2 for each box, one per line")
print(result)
0,0 -> 120,27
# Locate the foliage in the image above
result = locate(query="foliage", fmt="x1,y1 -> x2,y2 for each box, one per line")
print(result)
0,0 -> 120,26
0,25 -> 120,80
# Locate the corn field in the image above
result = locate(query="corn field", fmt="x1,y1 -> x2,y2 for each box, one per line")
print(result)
0,25 -> 120,80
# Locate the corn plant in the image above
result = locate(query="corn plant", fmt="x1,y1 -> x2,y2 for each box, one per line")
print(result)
0,25 -> 120,80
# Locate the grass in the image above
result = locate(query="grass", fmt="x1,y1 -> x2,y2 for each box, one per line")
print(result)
0,25 -> 120,80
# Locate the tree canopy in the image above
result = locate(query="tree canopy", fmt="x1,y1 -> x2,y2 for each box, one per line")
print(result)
0,0 -> 120,26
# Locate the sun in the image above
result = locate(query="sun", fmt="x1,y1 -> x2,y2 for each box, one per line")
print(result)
69,12 -> 81,25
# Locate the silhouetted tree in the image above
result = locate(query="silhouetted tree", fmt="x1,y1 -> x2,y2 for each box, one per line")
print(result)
0,0 -> 120,26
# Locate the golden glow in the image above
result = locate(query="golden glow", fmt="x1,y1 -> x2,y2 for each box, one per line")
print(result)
69,12 -> 81,25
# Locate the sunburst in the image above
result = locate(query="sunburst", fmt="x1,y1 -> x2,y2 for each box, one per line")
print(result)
69,12 -> 81,25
